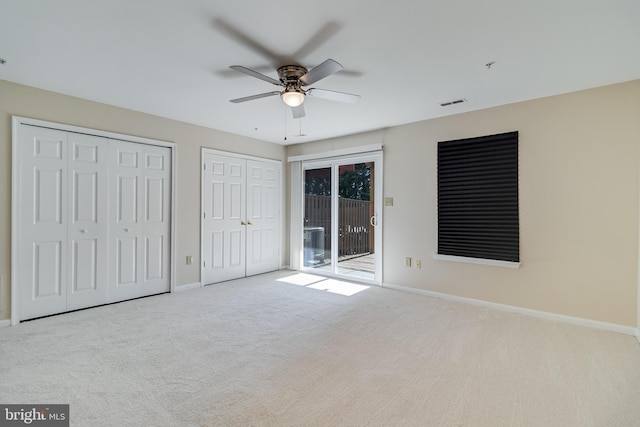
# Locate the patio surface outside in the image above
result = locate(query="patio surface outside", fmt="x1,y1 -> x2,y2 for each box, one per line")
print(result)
308,253 -> 375,282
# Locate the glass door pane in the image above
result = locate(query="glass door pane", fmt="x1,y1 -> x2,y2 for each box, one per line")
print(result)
337,162 -> 375,281
303,167 -> 332,272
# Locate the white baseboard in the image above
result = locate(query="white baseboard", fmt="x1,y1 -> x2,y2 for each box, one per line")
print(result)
383,282 -> 637,336
174,282 -> 202,292
635,329 -> 640,345
0,319 -> 11,328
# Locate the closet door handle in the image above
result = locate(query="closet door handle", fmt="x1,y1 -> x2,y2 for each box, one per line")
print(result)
241,221 -> 246,226
79,229 -> 87,233
124,228 -> 130,232
247,222 -> 252,226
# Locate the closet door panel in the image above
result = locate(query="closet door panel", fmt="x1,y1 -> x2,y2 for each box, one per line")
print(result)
18,126 -> 68,319
110,143 -> 142,300
202,153 -> 246,284
202,161 -> 224,283
67,132 -> 109,310
141,146 -> 171,292
109,141 -> 171,301
246,160 -> 280,276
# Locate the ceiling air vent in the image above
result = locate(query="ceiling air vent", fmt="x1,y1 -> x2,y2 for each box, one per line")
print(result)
439,98 -> 466,107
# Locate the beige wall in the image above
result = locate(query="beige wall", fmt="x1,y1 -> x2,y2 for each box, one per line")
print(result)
3,79 -> 639,327
0,80 -> 286,320
287,80 -> 640,326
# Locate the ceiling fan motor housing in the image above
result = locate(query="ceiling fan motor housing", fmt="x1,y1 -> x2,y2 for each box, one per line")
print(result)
277,65 -> 308,88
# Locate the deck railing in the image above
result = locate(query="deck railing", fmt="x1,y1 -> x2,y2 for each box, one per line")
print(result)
304,194 -> 371,257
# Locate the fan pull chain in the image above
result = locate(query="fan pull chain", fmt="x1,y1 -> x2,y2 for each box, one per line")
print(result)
283,107 -> 287,141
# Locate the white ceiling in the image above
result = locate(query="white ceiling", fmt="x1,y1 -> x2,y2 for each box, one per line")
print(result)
2,1 -> 639,145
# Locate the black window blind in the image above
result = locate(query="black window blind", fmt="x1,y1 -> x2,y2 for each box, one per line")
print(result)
437,131 -> 519,262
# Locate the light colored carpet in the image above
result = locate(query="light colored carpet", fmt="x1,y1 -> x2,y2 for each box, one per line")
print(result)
1,270 -> 640,426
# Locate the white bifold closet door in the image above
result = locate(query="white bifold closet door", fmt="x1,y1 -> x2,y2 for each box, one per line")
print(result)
16,124 -> 171,321
109,140 -> 171,302
18,126 -> 109,319
202,151 -> 280,285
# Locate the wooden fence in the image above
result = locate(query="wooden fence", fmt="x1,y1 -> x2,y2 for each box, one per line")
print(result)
304,194 -> 371,258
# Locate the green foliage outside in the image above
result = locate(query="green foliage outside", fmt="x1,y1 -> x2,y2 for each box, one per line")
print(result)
305,163 -> 371,201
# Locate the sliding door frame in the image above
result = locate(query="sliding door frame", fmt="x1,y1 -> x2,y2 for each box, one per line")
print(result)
301,151 -> 383,285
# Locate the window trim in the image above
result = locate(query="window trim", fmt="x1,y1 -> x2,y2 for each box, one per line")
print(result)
432,253 -> 520,269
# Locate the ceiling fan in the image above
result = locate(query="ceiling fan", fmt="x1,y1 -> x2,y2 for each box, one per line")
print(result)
228,59 -> 360,118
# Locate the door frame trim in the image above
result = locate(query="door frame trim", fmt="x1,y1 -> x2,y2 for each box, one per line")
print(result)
11,116 -> 177,325
202,148 -> 282,165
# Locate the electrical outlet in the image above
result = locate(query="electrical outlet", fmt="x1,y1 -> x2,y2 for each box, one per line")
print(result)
384,197 -> 394,206
415,260 -> 422,269
186,256 -> 193,265
405,257 -> 412,267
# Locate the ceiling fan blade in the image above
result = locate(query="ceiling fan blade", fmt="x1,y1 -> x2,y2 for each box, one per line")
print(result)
291,22 -> 342,60
307,88 -> 360,104
230,66 -> 282,86
292,104 -> 305,119
230,91 -> 281,103
299,59 -> 343,86
214,18 -> 287,66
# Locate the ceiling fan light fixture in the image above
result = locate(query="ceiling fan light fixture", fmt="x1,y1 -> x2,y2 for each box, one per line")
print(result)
281,88 -> 305,107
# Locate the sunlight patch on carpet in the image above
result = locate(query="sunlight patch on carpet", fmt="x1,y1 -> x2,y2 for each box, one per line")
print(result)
277,273 -> 370,296
277,273 -> 327,286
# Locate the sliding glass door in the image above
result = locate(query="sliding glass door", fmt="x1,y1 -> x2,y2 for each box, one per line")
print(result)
303,153 -> 382,284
